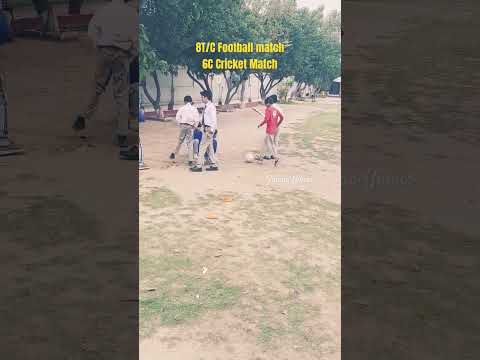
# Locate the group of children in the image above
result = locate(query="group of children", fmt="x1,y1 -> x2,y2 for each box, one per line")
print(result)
170,92 -> 284,170
170,90 -> 219,172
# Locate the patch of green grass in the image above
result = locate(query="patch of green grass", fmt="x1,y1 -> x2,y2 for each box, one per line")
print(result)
284,263 -> 318,294
286,110 -> 340,164
140,187 -> 182,209
140,255 -> 241,337
140,275 -> 241,336
259,324 -> 285,344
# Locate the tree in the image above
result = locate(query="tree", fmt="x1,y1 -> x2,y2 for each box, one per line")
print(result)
139,24 -> 167,111
250,0 -> 300,100
290,8 -> 340,94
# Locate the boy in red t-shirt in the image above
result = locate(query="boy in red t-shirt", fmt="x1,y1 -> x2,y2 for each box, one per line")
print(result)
257,97 -> 281,166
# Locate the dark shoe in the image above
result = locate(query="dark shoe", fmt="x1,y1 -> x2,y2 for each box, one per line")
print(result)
120,145 -> 139,160
190,166 -> 202,172
270,155 -> 275,160
206,165 -> 219,171
169,153 -> 175,160
188,161 -> 194,166
263,155 -> 272,160
72,115 -> 86,131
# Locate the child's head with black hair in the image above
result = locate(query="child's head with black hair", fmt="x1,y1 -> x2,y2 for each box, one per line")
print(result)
270,95 -> 278,103
200,90 -> 213,103
265,96 -> 274,106
184,95 -> 193,104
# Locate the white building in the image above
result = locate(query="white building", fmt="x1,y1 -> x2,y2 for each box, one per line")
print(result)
141,67 -> 271,109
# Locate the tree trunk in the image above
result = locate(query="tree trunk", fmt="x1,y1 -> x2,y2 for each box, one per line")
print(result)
168,72 -> 174,110
186,68 -> 213,97
68,0 -> 83,15
239,79 -> 246,108
140,71 -> 161,114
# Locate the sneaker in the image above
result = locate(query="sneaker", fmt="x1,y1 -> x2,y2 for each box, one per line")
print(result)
188,161 -> 194,166
206,165 -> 219,171
190,165 -> 202,172
169,153 -> 175,160
120,145 -> 139,160
263,155 -> 272,160
72,115 -> 86,131
270,155 -> 275,160
255,154 -> 263,161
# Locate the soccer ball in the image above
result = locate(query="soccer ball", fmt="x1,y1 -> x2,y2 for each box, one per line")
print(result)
244,152 -> 256,163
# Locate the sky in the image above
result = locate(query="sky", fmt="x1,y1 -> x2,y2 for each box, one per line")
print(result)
297,0 -> 341,14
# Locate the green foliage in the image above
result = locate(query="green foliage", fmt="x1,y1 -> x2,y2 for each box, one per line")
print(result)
139,24 -> 167,82
139,0 -> 341,98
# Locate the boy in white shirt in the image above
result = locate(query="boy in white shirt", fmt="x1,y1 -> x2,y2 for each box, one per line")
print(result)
191,90 -> 218,172
170,95 -> 199,165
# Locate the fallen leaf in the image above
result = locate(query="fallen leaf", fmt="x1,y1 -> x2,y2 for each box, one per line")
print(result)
202,267 -> 208,275
206,213 -> 218,219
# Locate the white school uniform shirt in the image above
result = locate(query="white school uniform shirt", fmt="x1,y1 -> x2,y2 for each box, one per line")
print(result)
88,0 -> 138,53
175,103 -> 199,127
202,101 -> 217,131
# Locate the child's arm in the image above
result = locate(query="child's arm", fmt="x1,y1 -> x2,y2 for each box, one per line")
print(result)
175,107 -> 183,124
276,111 -> 284,127
258,119 -> 266,128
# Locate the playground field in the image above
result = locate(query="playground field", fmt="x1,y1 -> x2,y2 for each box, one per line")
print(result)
139,98 -> 341,360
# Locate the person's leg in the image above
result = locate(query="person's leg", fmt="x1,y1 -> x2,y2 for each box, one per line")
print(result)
205,130 -> 217,167
262,134 -> 270,158
274,128 -> 280,148
173,125 -> 188,158
269,134 -> 280,166
193,138 -> 200,158
185,127 -> 194,163
129,82 -> 139,129
193,127 -> 217,170
269,134 -> 278,159
192,129 -> 202,161
110,49 -> 130,144
80,49 -> 111,124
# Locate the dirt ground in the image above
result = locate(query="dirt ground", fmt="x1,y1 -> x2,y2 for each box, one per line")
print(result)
139,98 -> 341,360
1,33 -> 138,359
